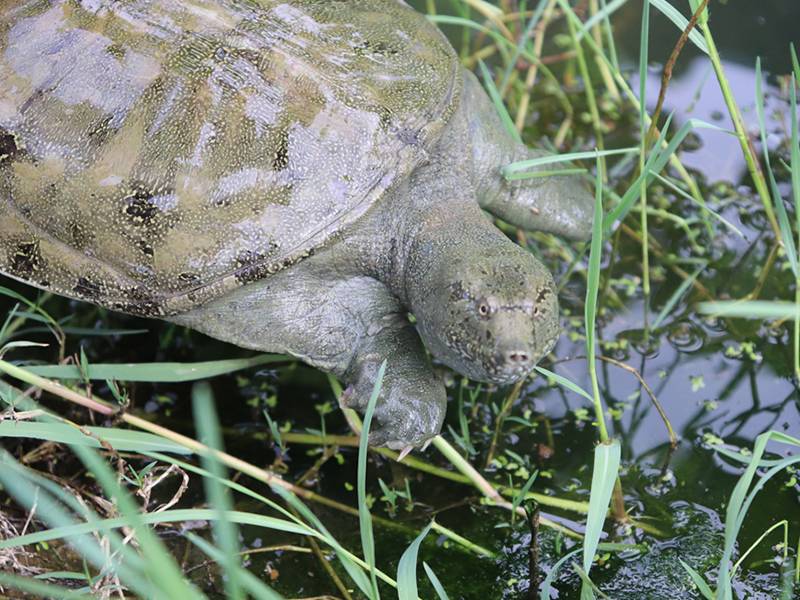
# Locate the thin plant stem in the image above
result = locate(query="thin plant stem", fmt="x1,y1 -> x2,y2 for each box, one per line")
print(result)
639,0 -> 651,304
699,21 -> 781,239
596,355 -> 677,448
484,379 -> 524,469
431,436 -> 581,538
795,284 -> 799,381
566,5 -> 606,175
279,432 -> 592,514
514,0 -> 557,131
588,0 -> 620,101
430,522 -> 495,558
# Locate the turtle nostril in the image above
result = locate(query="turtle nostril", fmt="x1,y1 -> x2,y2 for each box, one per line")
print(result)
507,351 -> 531,365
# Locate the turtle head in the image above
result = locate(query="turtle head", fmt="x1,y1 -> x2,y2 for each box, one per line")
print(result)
415,246 -> 559,385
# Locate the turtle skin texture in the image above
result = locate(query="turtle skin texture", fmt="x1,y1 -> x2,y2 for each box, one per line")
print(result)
0,0 -> 593,449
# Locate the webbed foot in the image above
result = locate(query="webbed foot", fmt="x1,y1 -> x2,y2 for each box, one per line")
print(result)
342,349 -> 446,449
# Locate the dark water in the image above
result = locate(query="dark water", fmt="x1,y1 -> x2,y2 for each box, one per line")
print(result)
1,1 -> 799,599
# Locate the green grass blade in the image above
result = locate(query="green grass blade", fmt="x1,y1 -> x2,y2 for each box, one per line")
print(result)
585,157 -> 606,308
478,60 -> 522,144
576,0 -> 628,42
192,381 -> 245,600
268,485 -> 374,597
504,167 -> 587,181
68,443 -> 200,599
790,73 -> 799,222
0,509 -> 314,550
510,471 -> 539,517
598,0 -> 621,70
143,450 -> 374,597
580,440 -> 621,599
499,0 -> 549,94
0,421 -> 192,454
652,262 -> 706,328
730,456 -> 800,556
648,0 -> 709,54
26,354 -> 286,382
502,147 -> 638,179
698,300 -> 799,320
535,366 -> 594,402
0,573 -> 94,599
603,115 -> 734,232
715,432 -> 800,599
426,15 -> 511,56
397,522 -> 433,600
755,58 -> 798,276
638,0 -> 652,299
575,564 -> 611,599
540,548 -> 582,599
679,559 -> 715,599
791,43 -> 800,82
0,452 -> 156,598
358,361 -> 387,600
653,173 -> 744,237
423,562 -> 450,600
586,153 -> 609,443
0,286 -> 60,334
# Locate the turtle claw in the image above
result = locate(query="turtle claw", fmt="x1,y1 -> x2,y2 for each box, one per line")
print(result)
339,385 -> 358,409
396,445 -> 414,462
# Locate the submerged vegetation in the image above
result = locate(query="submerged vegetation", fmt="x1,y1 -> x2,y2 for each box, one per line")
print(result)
0,0 -> 798,598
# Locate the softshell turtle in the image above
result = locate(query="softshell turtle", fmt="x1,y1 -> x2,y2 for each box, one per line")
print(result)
0,0 -> 593,449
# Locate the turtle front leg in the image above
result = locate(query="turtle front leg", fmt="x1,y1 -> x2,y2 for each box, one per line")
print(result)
480,154 -> 595,241
459,68 -> 594,241
169,267 -> 445,449
340,312 -> 446,449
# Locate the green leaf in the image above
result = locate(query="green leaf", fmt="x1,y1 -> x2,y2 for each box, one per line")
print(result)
0,452 -> 156,597
652,262 -> 706,329
478,60 -> 522,144
697,301 -> 799,320
0,421 -> 192,454
576,0 -> 628,43
0,508 -> 313,550
397,523 -> 433,600
540,548 -> 582,599
25,354 -> 287,382
192,382 -> 245,600
0,573 -> 94,599
67,444 -> 199,598
790,72 -> 799,231
511,471 -> 539,517
585,155 -> 605,357
358,361 -> 386,600
423,562 -> 450,600
535,366 -> 593,401
648,0 -> 708,53
679,560 -> 715,599
580,441 -> 621,600
755,57 -> 798,277
502,147 -> 638,180
604,117 -> 732,233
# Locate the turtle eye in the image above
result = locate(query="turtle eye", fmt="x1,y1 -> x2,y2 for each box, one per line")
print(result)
478,302 -> 490,316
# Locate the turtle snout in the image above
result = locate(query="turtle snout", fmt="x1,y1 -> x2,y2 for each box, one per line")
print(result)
491,340 -> 538,382
506,349 -> 532,365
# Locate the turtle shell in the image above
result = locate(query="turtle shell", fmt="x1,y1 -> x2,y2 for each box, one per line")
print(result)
0,0 -> 459,316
